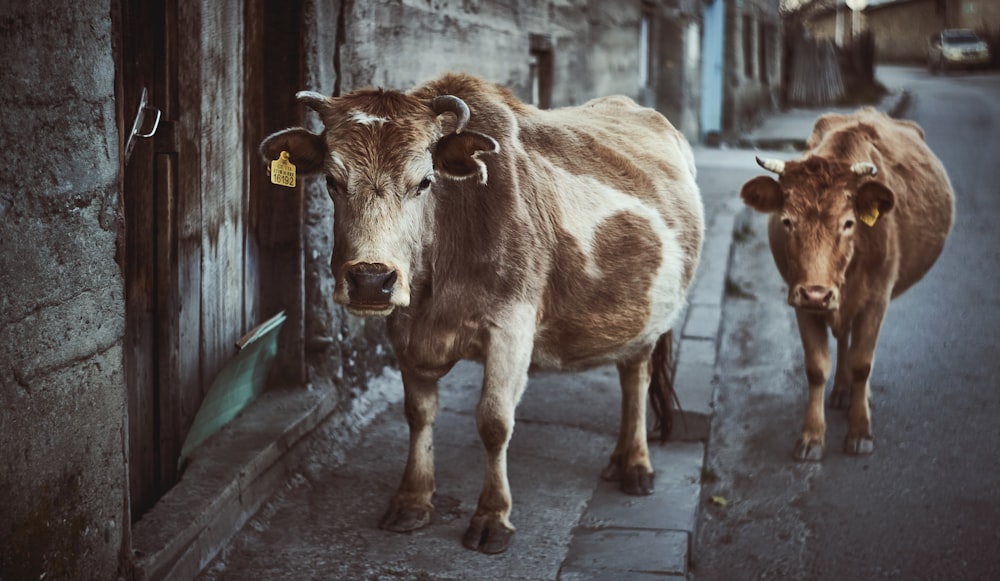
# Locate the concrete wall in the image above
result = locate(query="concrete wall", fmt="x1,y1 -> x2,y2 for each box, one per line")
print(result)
0,2 -> 128,580
866,0 -> 939,62
957,0 -> 1000,30
334,0 -> 650,107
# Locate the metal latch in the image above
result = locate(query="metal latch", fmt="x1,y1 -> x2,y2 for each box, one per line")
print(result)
125,87 -> 161,163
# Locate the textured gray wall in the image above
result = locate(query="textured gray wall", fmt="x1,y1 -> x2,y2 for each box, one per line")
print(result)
0,2 -> 127,579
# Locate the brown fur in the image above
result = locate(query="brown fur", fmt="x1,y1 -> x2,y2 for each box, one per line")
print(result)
741,107 -> 954,460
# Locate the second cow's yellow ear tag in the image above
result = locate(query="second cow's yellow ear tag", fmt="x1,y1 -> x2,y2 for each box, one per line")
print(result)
859,199 -> 879,227
268,151 -> 296,188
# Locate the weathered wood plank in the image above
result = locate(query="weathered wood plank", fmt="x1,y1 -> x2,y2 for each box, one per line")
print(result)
197,0 -> 246,413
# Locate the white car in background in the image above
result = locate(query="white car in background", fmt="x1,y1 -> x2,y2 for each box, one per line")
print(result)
928,29 -> 992,73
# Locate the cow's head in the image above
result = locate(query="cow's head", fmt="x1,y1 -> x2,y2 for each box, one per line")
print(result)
740,155 -> 895,312
260,89 -> 499,316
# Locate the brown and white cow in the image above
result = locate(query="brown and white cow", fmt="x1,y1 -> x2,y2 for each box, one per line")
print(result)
261,73 -> 704,553
741,107 -> 954,461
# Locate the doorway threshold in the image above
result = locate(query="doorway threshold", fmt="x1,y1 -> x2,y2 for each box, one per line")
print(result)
129,384 -> 336,579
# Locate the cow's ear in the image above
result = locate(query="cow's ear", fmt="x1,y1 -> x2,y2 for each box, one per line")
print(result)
740,176 -> 783,213
260,127 -> 327,175
433,131 -> 500,184
856,181 -> 895,217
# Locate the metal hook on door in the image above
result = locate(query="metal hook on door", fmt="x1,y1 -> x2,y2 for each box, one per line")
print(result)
125,87 -> 162,164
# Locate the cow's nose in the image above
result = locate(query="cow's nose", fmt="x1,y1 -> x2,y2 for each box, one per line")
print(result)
345,263 -> 397,304
798,285 -> 834,309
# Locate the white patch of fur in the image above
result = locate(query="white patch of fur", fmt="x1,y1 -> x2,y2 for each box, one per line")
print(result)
348,110 -> 390,126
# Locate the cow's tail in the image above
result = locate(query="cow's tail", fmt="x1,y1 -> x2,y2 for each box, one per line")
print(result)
648,331 -> 682,443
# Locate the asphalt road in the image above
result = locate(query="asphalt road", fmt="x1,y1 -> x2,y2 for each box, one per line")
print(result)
694,66 -> 1000,580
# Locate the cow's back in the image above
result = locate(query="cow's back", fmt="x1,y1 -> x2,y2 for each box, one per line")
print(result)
810,108 -> 954,297
517,96 -> 704,368
517,96 -> 703,287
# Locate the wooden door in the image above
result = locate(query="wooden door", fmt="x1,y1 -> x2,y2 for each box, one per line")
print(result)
119,0 -> 178,521
118,0 -> 305,522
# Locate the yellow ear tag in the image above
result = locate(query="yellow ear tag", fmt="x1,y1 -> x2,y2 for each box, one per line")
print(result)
859,200 -> 879,227
268,151 -> 296,188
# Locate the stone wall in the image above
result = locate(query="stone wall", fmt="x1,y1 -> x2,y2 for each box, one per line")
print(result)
0,2 -> 128,580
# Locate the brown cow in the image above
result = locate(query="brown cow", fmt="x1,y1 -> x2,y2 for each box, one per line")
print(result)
741,107 -> 954,461
260,73 -> 704,552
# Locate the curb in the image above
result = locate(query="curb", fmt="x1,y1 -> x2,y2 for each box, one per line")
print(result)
672,209 -> 737,442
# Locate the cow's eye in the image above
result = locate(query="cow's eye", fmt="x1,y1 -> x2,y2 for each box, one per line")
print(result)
416,177 -> 433,194
781,217 -> 793,229
325,176 -> 338,192
844,219 -> 855,231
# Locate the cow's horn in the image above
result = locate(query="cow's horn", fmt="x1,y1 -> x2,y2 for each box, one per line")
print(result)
851,162 -> 878,177
756,156 -> 785,175
296,91 -> 332,114
431,95 -> 470,133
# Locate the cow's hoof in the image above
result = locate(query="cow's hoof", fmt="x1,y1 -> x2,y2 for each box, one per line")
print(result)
844,435 -> 874,455
793,438 -> 824,462
462,517 -> 514,554
620,466 -> 655,496
379,506 -> 432,532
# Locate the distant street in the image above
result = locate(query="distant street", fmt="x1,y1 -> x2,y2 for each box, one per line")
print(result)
694,66 -> 1000,579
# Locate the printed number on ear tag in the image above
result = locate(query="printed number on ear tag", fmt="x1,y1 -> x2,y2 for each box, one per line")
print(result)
268,151 -> 296,188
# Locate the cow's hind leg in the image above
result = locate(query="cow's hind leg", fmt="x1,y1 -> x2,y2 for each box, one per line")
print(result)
380,368 -> 440,532
794,311 -> 831,461
601,346 -> 656,495
829,332 -> 852,409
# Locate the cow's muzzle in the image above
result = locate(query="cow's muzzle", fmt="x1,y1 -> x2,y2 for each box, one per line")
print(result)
790,284 -> 839,312
345,262 -> 398,314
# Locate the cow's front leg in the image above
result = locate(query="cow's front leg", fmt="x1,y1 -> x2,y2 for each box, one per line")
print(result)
380,367 -> 440,532
843,302 -> 887,455
462,306 -> 534,555
794,311 -> 831,461
600,349 -> 655,495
